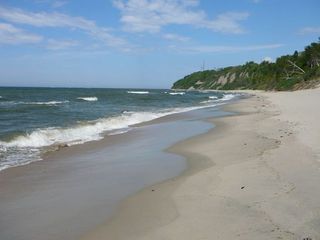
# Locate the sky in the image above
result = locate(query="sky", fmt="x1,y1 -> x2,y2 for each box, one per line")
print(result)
0,0 -> 319,89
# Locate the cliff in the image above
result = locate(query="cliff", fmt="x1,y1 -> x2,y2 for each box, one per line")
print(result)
172,39 -> 320,91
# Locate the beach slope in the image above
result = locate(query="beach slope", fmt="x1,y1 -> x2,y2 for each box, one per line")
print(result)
83,87 -> 320,240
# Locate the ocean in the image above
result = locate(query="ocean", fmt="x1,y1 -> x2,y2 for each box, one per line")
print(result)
0,87 -> 237,171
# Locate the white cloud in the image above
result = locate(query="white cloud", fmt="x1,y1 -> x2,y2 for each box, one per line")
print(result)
0,22 -> 43,44
162,33 -> 189,42
52,1 -> 68,8
113,0 -> 249,34
34,0 -> 68,8
171,43 -> 283,53
262,56 -> 273,63
205,12 -> 249,34
46,39 -> 78,50
299,27 -> 320,35
0,6 -> 96,29
0,6 -> 130,49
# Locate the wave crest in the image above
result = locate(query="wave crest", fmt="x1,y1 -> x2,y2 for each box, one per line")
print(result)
0,92 -> 238,171
169,92 -> 185,95
26,101 -> 69,105
209,96 -> 218,99
77,97 -> 98,101
127,91 -> 149,94
1,93 -> 237,149
201,93 -> 236,104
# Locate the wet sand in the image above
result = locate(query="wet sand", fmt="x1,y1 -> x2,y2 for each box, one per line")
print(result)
82,88 -> 320,240
0,104 -> 229,240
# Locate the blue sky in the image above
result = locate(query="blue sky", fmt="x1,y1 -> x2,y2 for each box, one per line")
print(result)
0,0 -> 319,88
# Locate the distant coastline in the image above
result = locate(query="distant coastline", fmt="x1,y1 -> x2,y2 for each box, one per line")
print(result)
172,39 -> 320,91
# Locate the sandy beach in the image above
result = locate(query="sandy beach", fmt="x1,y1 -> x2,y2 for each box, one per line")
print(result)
82,87 -> 320,240
0,99 -> 226,240
1,1 -> 319,239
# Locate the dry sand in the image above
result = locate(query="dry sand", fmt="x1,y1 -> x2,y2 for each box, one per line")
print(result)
83,88 -> 320,240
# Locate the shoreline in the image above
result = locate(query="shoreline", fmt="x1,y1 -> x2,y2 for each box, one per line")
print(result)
0,99 -> 233,240
82,88 -> 320,240
81,96 -> 261,240
0,91 -> 240,173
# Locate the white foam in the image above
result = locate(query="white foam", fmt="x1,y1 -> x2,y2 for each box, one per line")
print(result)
220,94 -> 235,101
1,100 -> 69,106
0,93 -> 238,171
200,100 -> 214,104
169,92 -> 185,95
127,91 -> 149,94
1,93 -> 237,149
201,94 -> 236,104
0,102 -> 222,150
0,147 -> 42,171
0,112 -> 164,149
25,101 -> 69,105
209,96 -> 218,99
200,96 -> 218,103
77,97 -> 98,101
108,129 -> 130,136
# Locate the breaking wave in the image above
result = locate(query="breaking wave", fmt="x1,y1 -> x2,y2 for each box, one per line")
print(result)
0,100 -> 69,106
127,91 -> 149,94
209,96 -> 218,99
201,93 -> 236,104
169,92 -> 185,95
77,97 -> 98,101
25,101 -> 69,105
0,93 -> 237,171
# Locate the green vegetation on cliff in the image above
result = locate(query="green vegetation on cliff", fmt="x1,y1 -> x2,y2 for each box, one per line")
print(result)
172,39 -> 320,91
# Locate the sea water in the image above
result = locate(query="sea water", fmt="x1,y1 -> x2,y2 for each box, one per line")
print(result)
0,87 -> 237,170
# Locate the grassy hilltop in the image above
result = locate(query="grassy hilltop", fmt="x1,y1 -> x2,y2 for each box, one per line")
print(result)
172,39 -> 320,91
